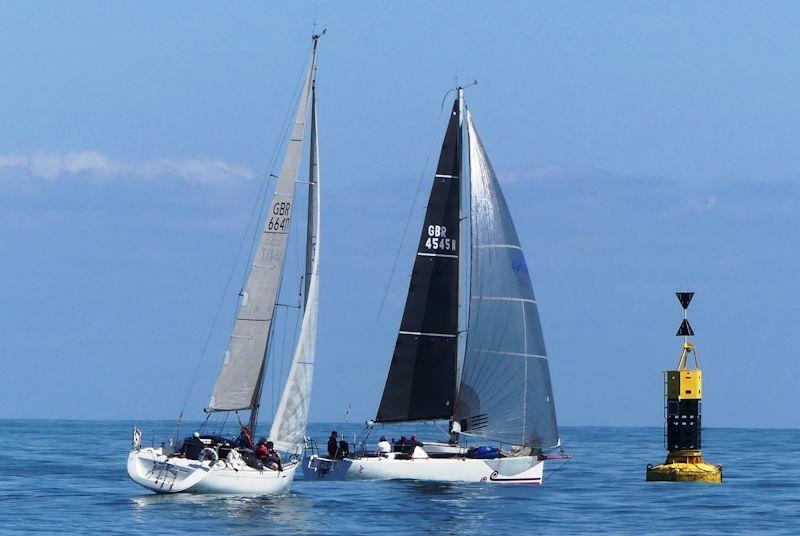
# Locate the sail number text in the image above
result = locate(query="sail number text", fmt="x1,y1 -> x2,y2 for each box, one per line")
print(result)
424,224 -> 456,252
267,202 -> 292,232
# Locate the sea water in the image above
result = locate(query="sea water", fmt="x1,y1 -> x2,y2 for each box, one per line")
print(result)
0,420 -> 797,534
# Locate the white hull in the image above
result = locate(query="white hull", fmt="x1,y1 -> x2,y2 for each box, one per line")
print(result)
302,453 -> 544,484
127,447 -> 296,495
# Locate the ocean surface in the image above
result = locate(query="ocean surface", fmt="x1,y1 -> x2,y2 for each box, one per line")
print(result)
1,420 -> 797,534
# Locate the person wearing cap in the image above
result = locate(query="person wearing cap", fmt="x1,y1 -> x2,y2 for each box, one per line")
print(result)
406,434 -> 423,454
377,435 -> 391,457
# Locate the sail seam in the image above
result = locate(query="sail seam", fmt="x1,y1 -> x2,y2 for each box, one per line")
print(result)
475,244 -> 522,250
475,349 -> 547,359
471,296 -> 535,303
522,301 -> 528,444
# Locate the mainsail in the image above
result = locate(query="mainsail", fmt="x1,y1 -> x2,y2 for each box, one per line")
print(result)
208,44 -> 317,415
454,111 -> 559,448
269,77 -> 321,455
375,100 -> 462,423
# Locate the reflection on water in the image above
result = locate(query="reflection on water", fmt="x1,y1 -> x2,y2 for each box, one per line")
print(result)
130,491 -> 314,531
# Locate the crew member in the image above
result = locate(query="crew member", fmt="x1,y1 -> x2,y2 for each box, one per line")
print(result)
406,434 -> 423,454
265,441 -> 282,471
237,426 -> 255,450
377,436 -> 391,457
327,431 -> 338,459
256,438 -> 269,462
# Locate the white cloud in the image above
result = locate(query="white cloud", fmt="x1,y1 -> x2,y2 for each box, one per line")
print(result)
0,150 -> 256,185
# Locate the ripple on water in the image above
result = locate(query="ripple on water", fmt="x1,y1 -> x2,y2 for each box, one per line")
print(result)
0,421 -> 798,534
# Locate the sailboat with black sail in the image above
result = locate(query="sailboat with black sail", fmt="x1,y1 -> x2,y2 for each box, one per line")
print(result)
303,87 -> 569,484
127,33 -> 323,494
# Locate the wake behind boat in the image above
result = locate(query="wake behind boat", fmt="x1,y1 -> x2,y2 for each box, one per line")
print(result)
303,87 -> 570,484
127,33 -> 324,495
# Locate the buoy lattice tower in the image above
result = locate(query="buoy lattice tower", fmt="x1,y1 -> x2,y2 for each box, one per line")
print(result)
645,292 -> 722,483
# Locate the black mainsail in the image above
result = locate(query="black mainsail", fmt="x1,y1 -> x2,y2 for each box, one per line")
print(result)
375,100 -> 462,423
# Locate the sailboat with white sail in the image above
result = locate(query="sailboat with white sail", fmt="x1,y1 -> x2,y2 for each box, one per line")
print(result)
303,87 -> 569,484
127,33 -> 323,494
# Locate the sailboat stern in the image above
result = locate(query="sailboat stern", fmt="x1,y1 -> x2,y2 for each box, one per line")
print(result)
126,447 -> 211,494
302,455 -> 355,480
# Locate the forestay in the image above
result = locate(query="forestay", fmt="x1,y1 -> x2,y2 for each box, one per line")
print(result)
454,111 -> 559,448
208,50 -> 316,412
269,81 -> 321,455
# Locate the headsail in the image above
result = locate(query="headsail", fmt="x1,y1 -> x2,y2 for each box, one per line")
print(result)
454,111 -> 559,448
269,74 -> 321,455
208,44 -> 317,414
375,100 -> 462,423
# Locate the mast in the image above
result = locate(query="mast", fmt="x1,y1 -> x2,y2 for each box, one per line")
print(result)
304,73 -> 319,305
453,87 -> 466,425
207,35 -> 319,432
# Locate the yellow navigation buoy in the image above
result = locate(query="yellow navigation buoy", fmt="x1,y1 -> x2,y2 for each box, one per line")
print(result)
646,292 -> 722,483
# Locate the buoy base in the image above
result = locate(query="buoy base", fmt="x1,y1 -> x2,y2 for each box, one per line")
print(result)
646,451 -> 722,483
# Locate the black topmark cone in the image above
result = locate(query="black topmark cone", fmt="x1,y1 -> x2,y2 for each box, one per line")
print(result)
676,319 -> 694,337
676,292 -> 694,310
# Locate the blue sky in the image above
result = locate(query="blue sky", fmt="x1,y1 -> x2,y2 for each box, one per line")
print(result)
1,1 -> 798,428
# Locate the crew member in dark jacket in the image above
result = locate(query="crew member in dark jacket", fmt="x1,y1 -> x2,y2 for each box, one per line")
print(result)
327,431 -> 339,459
237,426 -> 255,450
406,434 -> 423,454
265,441 -> 282,471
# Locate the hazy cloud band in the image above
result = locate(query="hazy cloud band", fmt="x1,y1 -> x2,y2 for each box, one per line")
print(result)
0,151 -> 256,185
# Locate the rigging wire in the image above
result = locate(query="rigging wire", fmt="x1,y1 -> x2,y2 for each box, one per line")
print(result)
270,308 -> 278,417
173,172 -> 269,439
542,458 -> 571,483
358,106 -> 454,429
249,45 -> 316,436
173,42 -> 314,440
279,304 -> 289,410
342,106 -> 456,442
373,101 -> 456,325
373,156 -> 430,323
241,43 -> 314,290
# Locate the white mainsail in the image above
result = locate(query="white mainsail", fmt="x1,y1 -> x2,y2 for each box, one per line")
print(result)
269,79 -> 321,455
454,111 -> 559,448
208,47 -> 317,413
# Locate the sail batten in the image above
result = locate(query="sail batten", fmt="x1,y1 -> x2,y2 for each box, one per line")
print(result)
208,45 -> 317,414
375,100 -> 462,424
454,111 -> 559,448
